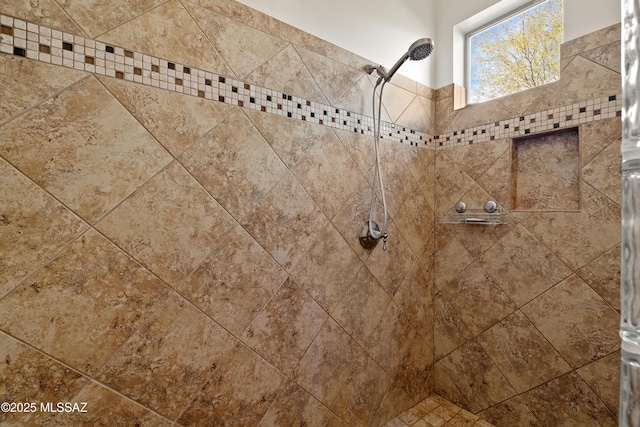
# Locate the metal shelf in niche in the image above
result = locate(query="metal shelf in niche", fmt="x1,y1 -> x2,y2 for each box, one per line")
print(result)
439,201 -> 506,225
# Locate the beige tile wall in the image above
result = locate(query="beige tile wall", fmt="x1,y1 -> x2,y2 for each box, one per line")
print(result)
433,23 -> 621,427
0,0 -> 622,425
0,1 -> 434,426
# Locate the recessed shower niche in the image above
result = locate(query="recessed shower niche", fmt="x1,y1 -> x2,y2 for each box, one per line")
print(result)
510,127 -> 580,211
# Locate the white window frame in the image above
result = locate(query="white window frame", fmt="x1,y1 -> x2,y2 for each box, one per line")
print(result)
452,0 -> 560,105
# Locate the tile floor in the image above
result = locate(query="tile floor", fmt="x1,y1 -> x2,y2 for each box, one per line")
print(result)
383,395 -> 496,427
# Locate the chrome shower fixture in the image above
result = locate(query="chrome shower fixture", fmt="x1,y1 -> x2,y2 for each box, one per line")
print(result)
365,37 -> 434,83
359,36 -> 434,252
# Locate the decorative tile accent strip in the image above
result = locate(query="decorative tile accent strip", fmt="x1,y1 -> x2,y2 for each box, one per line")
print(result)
0,14 -> 431,148
0,13 -> 621,151
433,95 -> 622,149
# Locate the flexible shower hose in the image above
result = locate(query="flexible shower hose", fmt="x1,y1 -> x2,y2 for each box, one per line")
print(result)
367,78 -> 389,250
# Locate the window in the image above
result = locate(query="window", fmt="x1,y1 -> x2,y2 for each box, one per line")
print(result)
467,0 -> 563,104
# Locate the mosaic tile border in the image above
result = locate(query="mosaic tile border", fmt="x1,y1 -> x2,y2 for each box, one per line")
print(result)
0,14 -> 431,148
0,13 -> 621,152
434,95 -> 622,149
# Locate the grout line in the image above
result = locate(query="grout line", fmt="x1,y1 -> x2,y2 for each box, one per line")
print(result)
0,12 -> 431,149
0,11 -> 619,153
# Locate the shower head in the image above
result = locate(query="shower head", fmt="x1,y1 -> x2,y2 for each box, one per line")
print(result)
368,37 -> 434,83
408,37 -> 434,61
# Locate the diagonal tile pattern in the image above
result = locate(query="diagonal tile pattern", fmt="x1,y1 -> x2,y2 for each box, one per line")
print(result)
0,157 -> 87,298
0,76 -> 172,224
0,1 -> 622,425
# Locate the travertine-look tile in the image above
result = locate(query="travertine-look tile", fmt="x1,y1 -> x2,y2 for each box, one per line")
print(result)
245,108 -> 331,169
98,0 -> 233,77
97,161 -> 235,286
582,139 -> 622,205
0,55 -> 86,123
179,343 -> 283,427
576,244 -> 620,311
179,223 -> 287,336
434,225 -> 474,290
441,262 -> 517,336
332,346 -> 392,426
0,332 -> 88,426
370,381 -> 416,427
330,179 -> 383,261
188,0 -> 280,36
582,41 -> 621,73
185,2 -> 288,79
394,260 -> 434,339
433,291 -> 474,361
577,351 -> 620,417
367,302 -> 417,376
444,139 -> 509,182
365,222 -> 417,297
478,311 -> 571,393
241,278 -> 327,376
495,84 -> 547,118
395,96 -> 433,134
0,158 -> 87,298
527,55 -> 620,113
477,224 -> 572,307
381,84 -> 417,124
331,266 -> 391,347
435,151 -> 476,216
377,140 -> 416,217
514,182 -> 621,270
0,76 -> 171,223
296,45 -> 364,106
257,381 -> 334,427
96,294 -> 237,420
2,1 -> 81,35
99,76 -> 236,157
512,128 -> 580,211
55,0 -> 164,38
434,340 -> 516,413
291,224 -> 362,312
475,148 -> 511,209
0,230 -> 169,376
561,23 -> 621,61
334,74 -> 377,118
581,118 -> 622,166
246,44 -> 329,104
444,99 -> 516,134
292,126 -> 363,220
395,181 -> 435,254
294,318 -> 359,407
404,147 -> 436,196
521,372 -> 617,427
333,128 -> 376,179
41,381 -> 172,426
478,396 -> 540,427
521,274 -> 619,368
394,334 -> 434,402
240,171 -> 329,271
180,109 -> 288,220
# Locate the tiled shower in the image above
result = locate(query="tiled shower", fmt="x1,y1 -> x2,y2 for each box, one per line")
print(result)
0,1 -> 621,426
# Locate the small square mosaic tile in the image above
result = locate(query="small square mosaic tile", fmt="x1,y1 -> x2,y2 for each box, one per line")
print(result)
383,395 -> 496,427
0,13 -> 429,147
0,13 -> 621,153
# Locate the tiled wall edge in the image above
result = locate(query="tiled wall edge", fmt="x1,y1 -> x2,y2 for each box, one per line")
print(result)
0,14 -> 432,148
0,13 -> 621,152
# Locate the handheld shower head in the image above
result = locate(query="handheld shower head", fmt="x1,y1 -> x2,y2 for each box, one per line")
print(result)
408,37 -> 434,61
373,37 -> 434,82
